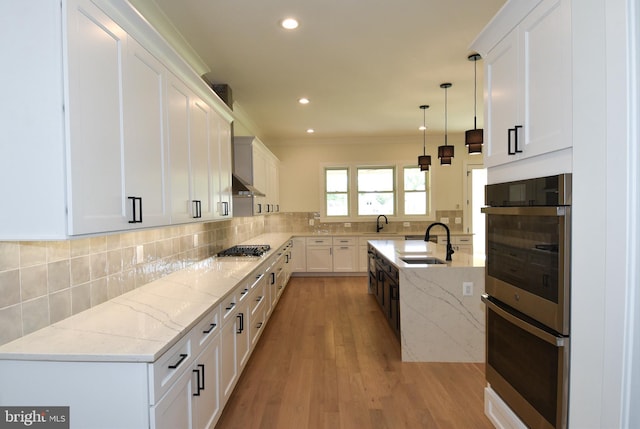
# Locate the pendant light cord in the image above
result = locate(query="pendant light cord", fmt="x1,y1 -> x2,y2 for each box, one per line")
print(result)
444,86 -> 448,147
473,57 -> 478,130
423,107 -> 427,155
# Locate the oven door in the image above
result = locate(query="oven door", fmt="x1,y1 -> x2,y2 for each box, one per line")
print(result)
483,295 -> 569,429
482,206 -> 571,335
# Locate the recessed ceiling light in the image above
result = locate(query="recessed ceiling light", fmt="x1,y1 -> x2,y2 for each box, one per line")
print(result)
306,129 -> 315,134
298,98 -> 310,104
281,18 -> 299,30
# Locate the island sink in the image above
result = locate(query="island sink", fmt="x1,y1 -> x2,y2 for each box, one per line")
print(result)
400,256 -> 445,265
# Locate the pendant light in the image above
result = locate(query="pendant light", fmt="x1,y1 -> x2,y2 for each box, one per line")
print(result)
438,83 -> 454,165
417,105 -> 431,171
465,53 -> 483,154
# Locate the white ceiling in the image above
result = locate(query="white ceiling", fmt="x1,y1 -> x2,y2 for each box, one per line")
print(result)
140,0 -> 506,144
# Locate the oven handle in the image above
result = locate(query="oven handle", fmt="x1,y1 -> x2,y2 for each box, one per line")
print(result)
481,294 -> 566,347
481,206 -> 567,216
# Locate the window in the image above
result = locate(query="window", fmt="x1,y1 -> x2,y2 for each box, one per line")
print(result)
403,166 -> 428,215
357,167 -> 395,215
325,168 -> 349,216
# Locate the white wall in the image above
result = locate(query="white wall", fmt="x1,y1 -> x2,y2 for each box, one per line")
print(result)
266,133 -> 482,216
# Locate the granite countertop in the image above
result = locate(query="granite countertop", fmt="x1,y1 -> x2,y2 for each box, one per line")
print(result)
0,233 -> 293,363
368,239 -> 485,268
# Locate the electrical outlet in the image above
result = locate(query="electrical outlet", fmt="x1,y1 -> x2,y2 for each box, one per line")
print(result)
454,217 -> 462,224
309,219 -> 314,226
136,245 -> 144,264
403,222 -> 410,227
193,234 -> 199,247
463,282 -> 473,296
344,222 -> 351,227
441,217 -> 449,224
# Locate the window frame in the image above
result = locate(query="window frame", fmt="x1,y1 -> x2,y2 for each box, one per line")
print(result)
321,162 -> 432,221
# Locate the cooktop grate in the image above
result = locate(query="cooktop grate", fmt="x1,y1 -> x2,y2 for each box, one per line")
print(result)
217,244 -> 271,257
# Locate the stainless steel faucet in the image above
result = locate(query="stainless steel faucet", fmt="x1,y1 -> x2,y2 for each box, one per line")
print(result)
424,222 -> 454,261
376,215 -> 388,233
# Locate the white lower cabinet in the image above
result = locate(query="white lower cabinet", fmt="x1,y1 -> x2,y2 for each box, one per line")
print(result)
306,237 -> 333,272
151,358 -> 194,429
0,241 -> 293,429
332,237 -> 358,272
290,237 -> 307,272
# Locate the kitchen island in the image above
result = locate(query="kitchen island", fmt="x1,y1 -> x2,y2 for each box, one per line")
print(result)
368,239 -> 485,363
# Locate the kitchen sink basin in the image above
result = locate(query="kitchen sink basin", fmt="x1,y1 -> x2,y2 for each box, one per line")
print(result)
400,256 -> 446,265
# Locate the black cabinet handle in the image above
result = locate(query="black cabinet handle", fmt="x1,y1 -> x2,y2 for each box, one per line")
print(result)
202,323 -> 216,334
514,125 -> 523,153
192,363 -> 205,396
257,203 -> 262,214
508,125 -> 523,155
192,200 -> 202,218
270,272 -> 275,285
240,288 -> 248,296
256,322 -> 263,329
128,196 -> 143,223
168,353 -> 188,369
256,295 -> 263,302
225,302 -> 236,311
237,313 -> 244,334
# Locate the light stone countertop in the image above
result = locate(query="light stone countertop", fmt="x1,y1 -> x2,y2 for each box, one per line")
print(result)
0,233 -> 293,363
367,239 -> 485,268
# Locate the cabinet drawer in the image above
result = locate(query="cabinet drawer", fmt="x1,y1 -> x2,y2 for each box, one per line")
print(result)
221,291 -> 238,325
306,237 -> 332,246
251,281 -> 267,315
149,334 -> 193,404
192,305 -> 221,357
332,236 -> 356,245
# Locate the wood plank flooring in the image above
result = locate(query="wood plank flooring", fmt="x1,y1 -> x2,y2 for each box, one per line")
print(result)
215,276 -> 493,429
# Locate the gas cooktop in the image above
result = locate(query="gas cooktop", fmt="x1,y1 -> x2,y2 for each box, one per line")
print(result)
217,244 -> 271,257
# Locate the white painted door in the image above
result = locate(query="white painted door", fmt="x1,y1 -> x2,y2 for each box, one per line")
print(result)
483,29 -> 519,168
122,38 -> 170,227
66,0 -> 127,234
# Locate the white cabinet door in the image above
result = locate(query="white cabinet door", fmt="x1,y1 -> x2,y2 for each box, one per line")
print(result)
219,120 -> 233,218
519,0 -> 572,158
236,290 -> 252,371
333,245 -> 357,272
122,38 -> 170,228
189,98 -> 215,221
66,0 -> 127,235
209,110 -> 232,219
192,335 -> 221,429
151,367 -> 194,429
482,0 -> 571,168
290,238 -> 307,272
306,246 -> 333,272
484,29 -> 519,168
219,314 -> 237,404
167,75 -> 193,224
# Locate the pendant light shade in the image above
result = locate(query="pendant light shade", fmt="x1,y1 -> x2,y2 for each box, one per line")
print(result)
417,105 -> 431,171
438,83 -> 454,165
465,53 -> 483,154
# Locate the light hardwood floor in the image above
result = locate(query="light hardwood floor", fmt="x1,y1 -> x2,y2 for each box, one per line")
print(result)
215,276 -> 493,429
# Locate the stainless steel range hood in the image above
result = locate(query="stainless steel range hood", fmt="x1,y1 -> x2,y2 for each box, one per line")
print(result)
232,174 -> 265,197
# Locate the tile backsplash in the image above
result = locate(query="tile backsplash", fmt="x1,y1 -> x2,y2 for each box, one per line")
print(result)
0,216 -> 264,346
0,211 -> 464,346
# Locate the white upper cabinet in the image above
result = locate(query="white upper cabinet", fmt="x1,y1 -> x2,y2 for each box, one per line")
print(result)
65,0 -> 129,234
0,0 -> 232,239
233,137 -> 280,216
122,38 -> 171,228
472,0 -> 572,169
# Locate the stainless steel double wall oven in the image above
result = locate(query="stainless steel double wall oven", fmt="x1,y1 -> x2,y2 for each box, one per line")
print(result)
481,174 -> 571,429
